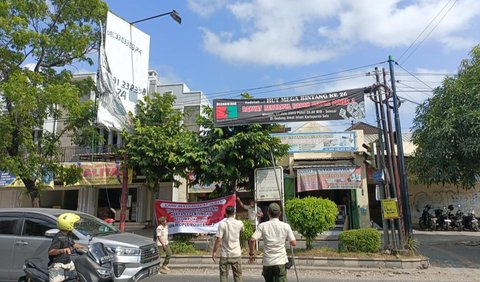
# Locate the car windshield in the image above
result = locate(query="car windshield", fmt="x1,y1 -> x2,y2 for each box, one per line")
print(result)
55,212 -> 119,237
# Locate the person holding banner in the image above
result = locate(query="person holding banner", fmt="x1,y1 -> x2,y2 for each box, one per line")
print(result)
212,206 -> 244,282
156,216 -> 172,274
249,203 -> 296,282
236,197 -> 263,226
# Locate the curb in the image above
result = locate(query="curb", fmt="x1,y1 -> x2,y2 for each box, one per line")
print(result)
167,256 -> 430,270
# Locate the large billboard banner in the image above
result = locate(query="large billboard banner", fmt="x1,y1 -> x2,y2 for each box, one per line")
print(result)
97,11 -> 151,130
213,88 -> 365,127
62,162 -> 132,186
154,195 -> 237,234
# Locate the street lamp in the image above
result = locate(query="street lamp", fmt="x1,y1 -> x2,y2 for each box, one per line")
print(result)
130,10 -> 182,25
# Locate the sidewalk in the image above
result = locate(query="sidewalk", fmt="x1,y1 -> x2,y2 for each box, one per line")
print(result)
128,227 -> 429,270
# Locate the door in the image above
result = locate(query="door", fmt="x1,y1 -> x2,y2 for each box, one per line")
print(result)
13,216 -> 56,279
0,215 -> 22,281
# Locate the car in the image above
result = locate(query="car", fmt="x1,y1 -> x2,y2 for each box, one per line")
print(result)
0,208 -> 160,282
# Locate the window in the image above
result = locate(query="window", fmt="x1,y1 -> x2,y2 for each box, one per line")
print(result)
22,218 -> 56,237
0,217 -> 20,235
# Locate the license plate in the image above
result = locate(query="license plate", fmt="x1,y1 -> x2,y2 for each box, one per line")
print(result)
148,265 -> 160,276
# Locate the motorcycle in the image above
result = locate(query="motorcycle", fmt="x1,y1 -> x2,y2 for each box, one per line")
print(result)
447,204 -> 464,232
463,208 -> 479,232
418,204 -> 437,231
434,208 -> 451,231
22,230 -> 114,282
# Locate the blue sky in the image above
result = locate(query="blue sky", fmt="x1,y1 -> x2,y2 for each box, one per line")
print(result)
97,0 -> 480,132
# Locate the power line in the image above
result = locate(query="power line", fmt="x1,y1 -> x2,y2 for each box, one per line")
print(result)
397,0 -> 458,64
394,62 -> 435,90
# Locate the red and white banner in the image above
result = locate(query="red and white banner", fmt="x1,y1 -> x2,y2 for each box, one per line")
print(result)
297,166 -> 362,192
154,195 -> 237,234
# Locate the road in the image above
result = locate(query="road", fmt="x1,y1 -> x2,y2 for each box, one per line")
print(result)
140,229 -> 480,281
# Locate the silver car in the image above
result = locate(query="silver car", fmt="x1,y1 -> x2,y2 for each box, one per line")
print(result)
0,208 -> 160,282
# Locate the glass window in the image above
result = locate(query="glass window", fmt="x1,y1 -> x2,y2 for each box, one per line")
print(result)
22,218 -> 56,237
54,212 -> 118,237
0,217 -> 20,235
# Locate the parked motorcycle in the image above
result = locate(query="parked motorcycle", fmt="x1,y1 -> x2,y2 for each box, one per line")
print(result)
434,208 -> 451,231
447,204 -> 464,232
22,230 -> 114,282
418,204 -> 437,231
463,208 -> 479,232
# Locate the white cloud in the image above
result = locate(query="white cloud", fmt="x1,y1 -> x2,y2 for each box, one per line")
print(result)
195,0 -> 480,66
187,0 -> 227,17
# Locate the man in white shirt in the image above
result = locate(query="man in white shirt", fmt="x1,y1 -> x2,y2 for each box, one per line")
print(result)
249,203 -> 296,282
212,206 -> 244,282
156,216 -> 172,274
237,197 -> 263,226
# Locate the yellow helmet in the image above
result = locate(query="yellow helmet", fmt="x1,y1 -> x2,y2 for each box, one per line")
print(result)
57,213 -> 80,231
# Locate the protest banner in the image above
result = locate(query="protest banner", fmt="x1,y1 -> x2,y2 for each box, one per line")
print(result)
154,194 -> 236,234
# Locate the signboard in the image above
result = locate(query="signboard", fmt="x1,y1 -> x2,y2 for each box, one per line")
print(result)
255,167 -> 283,202
297,166 -> 362,192
213,88 -> 365,127
62,162 -> 132,186
0,171 -> 53,188
271,132 -> 356,153
188,182 -> 219,194
381,198 -> 399,219
97,11 -> 151,130
154,195 -> 236,234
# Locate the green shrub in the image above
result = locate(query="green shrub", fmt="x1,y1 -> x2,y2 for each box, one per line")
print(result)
172,233 -> 196,243
169,241 -> 198,254
338,228 -> 381,253
285,196 -> 338,250
240,219 -> 254,248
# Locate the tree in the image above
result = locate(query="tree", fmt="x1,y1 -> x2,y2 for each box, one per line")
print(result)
121,92 -> 198,190
0,0 -> 108,206
409,45 -> 480,189
285,196 -> 338,250
191,96 -> 290,197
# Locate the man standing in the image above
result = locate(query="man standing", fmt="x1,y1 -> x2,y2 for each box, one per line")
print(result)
237,197 -> 263,226
249,203 -> 296,282
156,216 -> 172,274
212,205 -> 244,282
48,212 -> 84,282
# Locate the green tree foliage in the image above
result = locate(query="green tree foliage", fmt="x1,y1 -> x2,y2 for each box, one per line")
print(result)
191,94 -> 290,196
410,45 -> 480,189
0,0 -> 108,206
285,196 -> 338,250
121,92 -> 198,190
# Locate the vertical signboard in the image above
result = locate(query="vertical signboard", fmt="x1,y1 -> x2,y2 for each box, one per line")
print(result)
255,167 -> 283,202
97,11 -> 151,130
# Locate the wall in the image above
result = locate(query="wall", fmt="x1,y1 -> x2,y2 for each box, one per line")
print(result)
0,189 -> 31,207
409,182 -> 480,223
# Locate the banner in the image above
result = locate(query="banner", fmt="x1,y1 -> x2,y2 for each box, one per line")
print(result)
0,171 -> 53,188
62,162 -> 132,186
297,166 -> 362,192
213,88 -> 365,127
272,132 -> 356,153
154,195 -> 237,234
97,11 -> 151,130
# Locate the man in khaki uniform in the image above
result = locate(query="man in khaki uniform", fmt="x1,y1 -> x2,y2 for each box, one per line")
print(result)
156,216 -> 172,274
212,205 -> 244,282
249,203 -> 296,282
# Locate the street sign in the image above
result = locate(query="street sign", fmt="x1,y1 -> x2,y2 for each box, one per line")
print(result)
381,198 -> 399,219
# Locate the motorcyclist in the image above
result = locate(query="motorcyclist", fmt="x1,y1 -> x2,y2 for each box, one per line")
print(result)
47,212 -> 84,282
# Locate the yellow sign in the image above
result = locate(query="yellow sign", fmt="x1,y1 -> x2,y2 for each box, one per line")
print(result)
381,198 -> 399,219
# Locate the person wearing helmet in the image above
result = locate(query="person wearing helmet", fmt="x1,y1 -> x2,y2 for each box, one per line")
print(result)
48,212 -> 84,282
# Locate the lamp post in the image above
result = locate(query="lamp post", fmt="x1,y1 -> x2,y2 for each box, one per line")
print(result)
118,9 -> 182,233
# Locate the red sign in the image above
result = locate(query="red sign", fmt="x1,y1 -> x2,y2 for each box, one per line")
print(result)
297,166 -> 362,192
154,195 -> 237,234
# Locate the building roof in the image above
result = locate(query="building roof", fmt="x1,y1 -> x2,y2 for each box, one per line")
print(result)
345,122 -> 378,134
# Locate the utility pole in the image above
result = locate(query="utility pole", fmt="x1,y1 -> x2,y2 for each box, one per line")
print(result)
388,56 -> 413,236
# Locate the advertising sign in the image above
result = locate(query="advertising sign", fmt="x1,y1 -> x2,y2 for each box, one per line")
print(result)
213,88 -> 365,127
255,167 -> 283,202
154,195 -> 237,234
271,132 -> 356,153
62,162 -> 132,186
0,171 -> 53,188
381,198 -> 400,219
97,11 -> 151,130
297,166 -> 362,192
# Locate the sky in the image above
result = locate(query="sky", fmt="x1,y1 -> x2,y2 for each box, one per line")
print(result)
95,0 -> 480,133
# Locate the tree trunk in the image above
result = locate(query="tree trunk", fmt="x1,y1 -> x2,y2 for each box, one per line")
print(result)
23,178 -> 40,207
